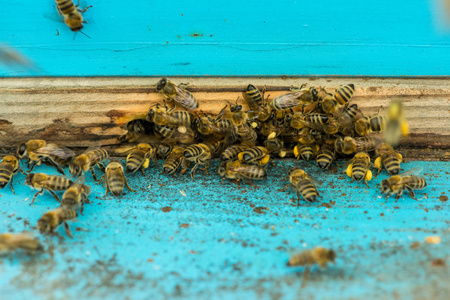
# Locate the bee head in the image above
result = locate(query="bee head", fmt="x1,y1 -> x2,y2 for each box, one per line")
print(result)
17,143 -> 27,158
70,164 -> 81,178
311,88 -> 318,99
25,173 -> 35,186
156,78 -> 167,91
218,162 -> 227,177
37,219 -> 49,234
327,249 -> 337,262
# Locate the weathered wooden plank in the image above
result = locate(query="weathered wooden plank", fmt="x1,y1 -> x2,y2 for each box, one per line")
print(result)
0,78 -> 449,151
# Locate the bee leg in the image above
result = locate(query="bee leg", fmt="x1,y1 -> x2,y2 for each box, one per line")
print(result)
178,82 -> 190,89
28,160 -> 38,172
47,158 -> 65,175
96,174 -> 105,185
236,179 -> 241,189
190,163 -> 200,180
63,222 -> 73,239
9,176 -> 15,195
301,266 -> 310,288
124,177 -> 135,192
296,192 -> 302,208
30,189 -> 44,205
90,169 -> 100,182
141,167 -> 146,176
18,167 -> 27,176
406,187 -> 417,200
97,163 -> 106,173
47,189 -> 61,203
80,202 -> 84,216
278,184 -> 290,192
104,185 -> 109,197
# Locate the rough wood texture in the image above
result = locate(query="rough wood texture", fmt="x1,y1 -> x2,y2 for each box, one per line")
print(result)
0,77 -> 449,155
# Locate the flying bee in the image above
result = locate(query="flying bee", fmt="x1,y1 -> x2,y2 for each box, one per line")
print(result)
333,84 -> 355,105
381,167 -> 427,200
156,78 -> 199,110
126,143 -> 158,175
280,168 -> 321,207
343,152 -> 372,187
98,160 -> 135,197
0,232 -> 43,254
270,85 -> 317,110
55,0 -> 92,37
0,155 -> 26,194
37,207 -> 78,238
220,144 -> 251,162
316,146 -> 336,170
238,146 -> 271,166
162,146 -> 188,176
17,139 -> 75,175
147,103 -> 193,127
60,175 -> 91,215
218,161 -> 266,187
25,173 -> 73,205
294,144 -> 320,161
287,247 -> 336,268
334,136 -> 379,155
118,119 -> 154,143
373,143 -> 403,175
183,143 -> 213,180
384,100 -> 409,147
69,145 -> 109,181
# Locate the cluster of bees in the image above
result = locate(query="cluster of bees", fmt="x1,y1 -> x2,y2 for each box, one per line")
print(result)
0,78 -> 428,273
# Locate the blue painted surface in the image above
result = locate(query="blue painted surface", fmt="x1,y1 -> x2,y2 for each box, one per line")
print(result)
1,1 -> 450,76
0,160 -> 449,299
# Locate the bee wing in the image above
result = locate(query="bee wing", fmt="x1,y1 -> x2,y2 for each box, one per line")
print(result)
34,144 -> 75,159
400,167 -> 423,177
74,174 -> 86,185
173,86 -> 198,109
305,174 -> 321,187
82,142 -> 102,154
110,145 -> 138,156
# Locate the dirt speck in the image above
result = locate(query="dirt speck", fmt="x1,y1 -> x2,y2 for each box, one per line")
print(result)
431,258 -> 446,267
189,33 -> 203,37
439,195 -> 448,202
189,250 -> 197,254
0,119 -> 13,125
162,206 -> 172,213
410,241 -> 421,249
180,223 -> 189,228
253,206 -> 268,214
321,201 -> 336,208
380,213 -> 384,217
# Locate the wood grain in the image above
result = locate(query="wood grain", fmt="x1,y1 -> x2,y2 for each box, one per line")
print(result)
0,77 -> 449,156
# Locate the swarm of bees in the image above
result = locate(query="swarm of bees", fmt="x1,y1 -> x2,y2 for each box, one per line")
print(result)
0,79 -> 428,269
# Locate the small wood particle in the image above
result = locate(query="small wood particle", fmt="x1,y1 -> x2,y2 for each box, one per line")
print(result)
180,223 -> 189,228
425,236 -> 441,244
439,195 -> 448,202
162,206 -> 172,213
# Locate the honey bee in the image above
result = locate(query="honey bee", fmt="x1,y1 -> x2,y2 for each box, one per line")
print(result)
280,168 -> 321,206
294,144 -> 319,161
147,103 -> 193,127
25,173 -> 73,205
381,167 -> 427,200
220,144 -> 251,162
55,0 -> 92,36
37,207 -> 78,238
296,128 -> 316,145
162,146 -> 188,176
183,143 -> 213,179
238,146 -> 271,166
162,125 -> 197,145
373,143 -> 403,175
118,119 -> 154,143
17,139 -> 75,175
194,107 -> 231,137
126,143 -> 158,175
227,99 -> 258,144
317,87 -> 340,114
334,136 -> 379,155
0,155 -> 25,194
0,232 -> 43,254
270,85 -> 317,110
157,143 -> 173,159
384,100 -> 409,147
218,161 -> 266,187
305,113 -> 329,124
98,160 -> 135,197
156,78 -> 199,110
333,84 -> 355,105
316,146 -> 336,170
335,104 -> 362,136
354,111 -> 386,136
263,138 -> 287,158
60,176 -> 91,215
343,152 -> 372,187
287,247 -> 336,268
242,84 -> 271,121
69,145 -> 109,181
154,124 -> 176,139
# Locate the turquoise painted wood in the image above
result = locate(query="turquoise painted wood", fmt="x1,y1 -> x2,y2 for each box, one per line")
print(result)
1,1 -> 450,76
0,160 -> 449,299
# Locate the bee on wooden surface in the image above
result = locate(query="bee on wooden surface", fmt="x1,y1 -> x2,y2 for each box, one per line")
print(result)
118,119 -> 154,143
17,139 -> 75,175
287,247 -> 336,268
343,152 -> 372,187
126,143 -> 158,175
270,85 -> 317,110
55,0 -> 92,36
37,207 -> 78,238
238,146 -> 271,166
381,167 -> 427,200
0,155 -> 26,194
333,84 -> 355,105
316,146 -> 336,170
183,143 -> 213,180
373,143 -> 403,175
220,144 -> 251,162
334,136 -> 379,155
227,98 -> 258,144
0,232 -> 43,254
98,160 -> 135,197
242,84 -> 271,122
162,146 -> 188,176
69,145 -> 109,181
156,78 -> 199,110
294,144 -> 320,161
384,100 -> 409,147
25,173 -> 73,205
61,176 -> 91,215
218,161 -> 266,187
147,103 -> 193,127
194,107 -> 232,137
280,168 -> 321,207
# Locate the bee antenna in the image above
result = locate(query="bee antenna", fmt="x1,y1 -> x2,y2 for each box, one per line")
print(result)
79,31 -> 91,39
73,32 -> 78,40
235,96 -> 240,105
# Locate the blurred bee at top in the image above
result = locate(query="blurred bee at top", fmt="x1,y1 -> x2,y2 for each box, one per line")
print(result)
55,0 -> 92,38
118,119 -> 154,143
156,78 -> 199,110
381,167 -> 427,201
0,155 -> 26,194
373,143 -> 403,175
17,140 -> 75,175
147,103 -> 193,127
98,160 -> 135,197
280,168 -> 321,207
125,143 -> 158,175
0,44 -> 37,70
343,152 -> 372,187
25,173 -> 73,205
61,175 -> 91,215
242,84 -> 271,122
218,160 -> 266,187
270,85 -> 317,110
69,144 -> 109,181
37,207 -> 78,238
0,232 -> 43,255
162,146 -> 188,176
183,143 -> 213,180
384,100 -> 409,147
